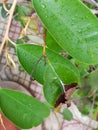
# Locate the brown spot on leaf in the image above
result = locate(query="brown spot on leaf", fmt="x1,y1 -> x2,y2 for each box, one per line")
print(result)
55,83 -> 77,107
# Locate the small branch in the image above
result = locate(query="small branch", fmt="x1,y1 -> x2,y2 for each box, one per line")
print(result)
20,18 -> 31,38
43,29 -> 47,55
82,0 -> 98,8
5,40 -> 16,68
3,0 -> 10,13
8,38 -> 16,46
0,0 -> 17,55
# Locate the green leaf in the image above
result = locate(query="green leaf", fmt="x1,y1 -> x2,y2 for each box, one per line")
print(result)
43,64 -> 63,105
94,128 -> 98,130
1,6 -> 7,18
16,44 -> 46,84
16,44 -> 79,84
16,44 -> 79,106
46,31 -> 63,53
0,88 -> 50,129
33,0 -> 98,64
93,107 -> 98,120
75,60 -> 89,78
63,108 -> 73,121
15,5 -> 32,25
16,5 -> 31,17
1,4 -> 11,18
87,70 -> 98,87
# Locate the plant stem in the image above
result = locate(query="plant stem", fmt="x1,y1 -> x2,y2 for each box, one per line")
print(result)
0,0 -> 17,55
43,29 -> 47,55
3,0 -> 10,13
8,38 -> 16,46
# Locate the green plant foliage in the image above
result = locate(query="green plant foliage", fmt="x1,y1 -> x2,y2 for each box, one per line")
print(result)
73,60 -> 89,78
94,128 -> 98,130
32,0 -> 98,64
46,31 -> 63,53
94,107 -> 98,120
16,37 -> 29,44
87,70 -> 98,87
1,0 -> 98,127
79,104 -> 91,115
16,44 -> 79,84
63,108 -> 73,121
16,5 -> 32,17
16,44 -> 79,106
73,70 -> 98,116
16,44 -> 46,84
1,4 -> 11,18
0,88 -> 50,129
15,4 -> 32,25
43,64 -> 63,105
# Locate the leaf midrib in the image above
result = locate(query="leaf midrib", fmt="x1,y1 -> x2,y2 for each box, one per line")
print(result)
0,89 -> 45,118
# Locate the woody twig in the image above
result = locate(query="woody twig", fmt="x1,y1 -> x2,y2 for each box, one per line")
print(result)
0,0 -> 17,55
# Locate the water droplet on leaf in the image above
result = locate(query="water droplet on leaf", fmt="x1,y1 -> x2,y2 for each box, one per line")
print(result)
41,4 -> 46,9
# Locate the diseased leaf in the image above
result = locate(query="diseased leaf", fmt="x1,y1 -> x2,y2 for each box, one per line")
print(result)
33,0 -> 98,64
16,44 -> 79,106
0,88 -> 50,129
43,64 -> 63,105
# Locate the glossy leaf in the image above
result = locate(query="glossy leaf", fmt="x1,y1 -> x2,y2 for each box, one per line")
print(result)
43,64 -> 63,105
16,44 -> 79,84
0,88 -> 50,129
33,0 -> 98,64
63,108 -> 73,121
16,44 -> 79,106
46,31 -> 63,53
16,44 -> 46,84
